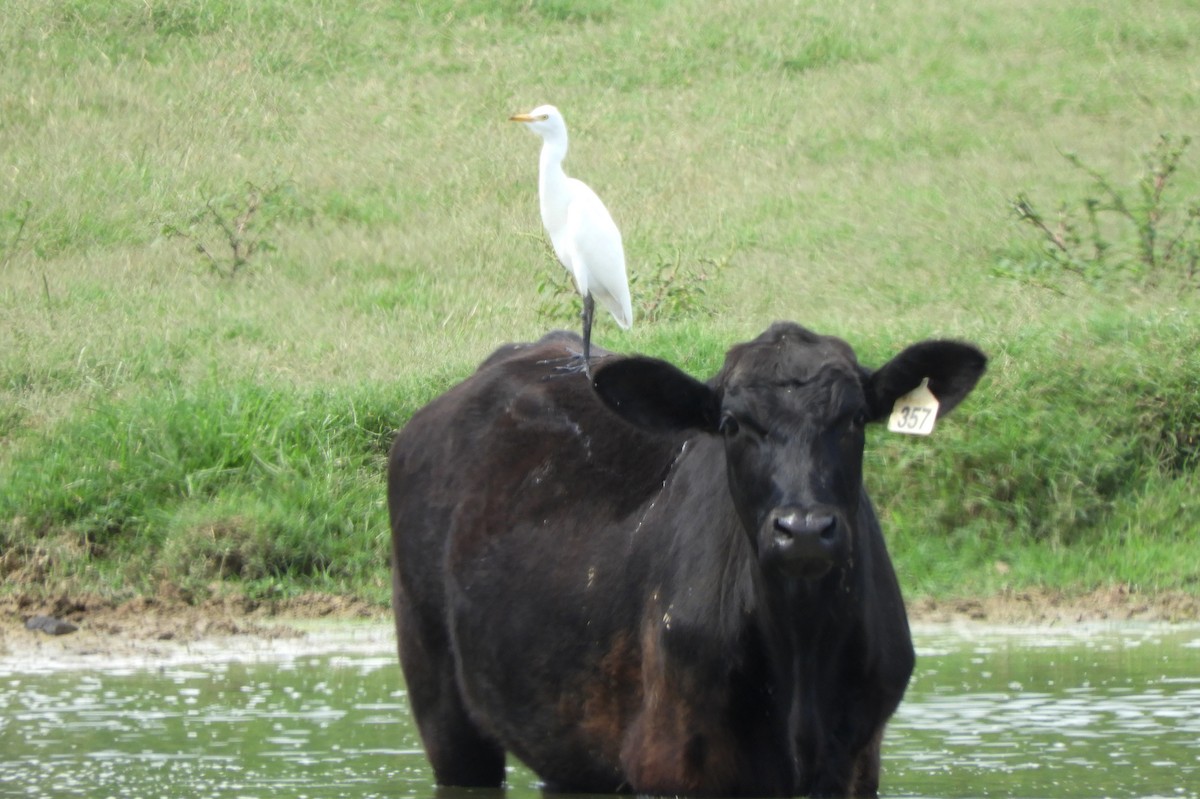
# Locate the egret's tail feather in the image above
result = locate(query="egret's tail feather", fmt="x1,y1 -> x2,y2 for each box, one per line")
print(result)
594,287 -> 633,330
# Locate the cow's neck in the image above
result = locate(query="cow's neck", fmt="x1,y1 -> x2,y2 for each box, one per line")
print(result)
751,539 -> 869,711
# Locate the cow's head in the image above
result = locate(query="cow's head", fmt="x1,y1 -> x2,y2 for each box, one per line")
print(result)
592,323 -> 986,579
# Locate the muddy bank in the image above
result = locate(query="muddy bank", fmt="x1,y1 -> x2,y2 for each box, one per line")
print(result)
1,586 -> 1197,665
0,591 -> 385,665
907,585 -> 1200,625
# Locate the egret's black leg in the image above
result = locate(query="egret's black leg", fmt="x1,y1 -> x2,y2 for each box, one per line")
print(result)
537,293 -> 599,379
580,293 -> 595,378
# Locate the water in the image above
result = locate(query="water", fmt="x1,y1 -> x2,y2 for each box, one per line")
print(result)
1,622 -> 1197,798
893,624 -> 1200,798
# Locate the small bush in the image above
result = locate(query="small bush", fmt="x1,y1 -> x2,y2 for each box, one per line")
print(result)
1001,134 -> 1200,290
535,250 -> 728,326
634,251 -> 729,323
163,180 -> 312,278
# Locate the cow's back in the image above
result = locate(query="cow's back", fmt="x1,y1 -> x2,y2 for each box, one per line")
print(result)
389,333 -> 705,789
389,333 -> 684,557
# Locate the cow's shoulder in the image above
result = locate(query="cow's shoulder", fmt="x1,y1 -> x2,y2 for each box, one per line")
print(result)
406,337 -> 697,525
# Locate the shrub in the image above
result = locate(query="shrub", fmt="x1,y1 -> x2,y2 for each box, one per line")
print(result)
1001,135 -> 1200,290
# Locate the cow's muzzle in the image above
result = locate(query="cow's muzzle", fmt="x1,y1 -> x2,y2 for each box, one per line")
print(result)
761,506 -> 847,578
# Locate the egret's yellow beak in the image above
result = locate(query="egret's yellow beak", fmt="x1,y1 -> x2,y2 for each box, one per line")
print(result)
509,113 -> 548,123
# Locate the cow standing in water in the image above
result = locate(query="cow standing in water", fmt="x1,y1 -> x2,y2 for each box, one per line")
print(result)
388,323 -> 986,797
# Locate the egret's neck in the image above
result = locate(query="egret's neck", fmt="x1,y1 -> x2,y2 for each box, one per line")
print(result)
537,136 -> 570,222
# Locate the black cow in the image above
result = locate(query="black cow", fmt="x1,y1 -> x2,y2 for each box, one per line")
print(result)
388,323 -> 986,797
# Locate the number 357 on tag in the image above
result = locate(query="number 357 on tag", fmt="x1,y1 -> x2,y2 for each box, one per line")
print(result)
887,378 -> 940,436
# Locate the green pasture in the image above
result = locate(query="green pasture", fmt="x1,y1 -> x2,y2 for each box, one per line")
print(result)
2,0 -> 1198,606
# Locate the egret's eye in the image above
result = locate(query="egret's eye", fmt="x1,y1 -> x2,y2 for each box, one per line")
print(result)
719,413 -> 740,436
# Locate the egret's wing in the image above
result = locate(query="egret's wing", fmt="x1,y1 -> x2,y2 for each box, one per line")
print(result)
565,179 -> 633,329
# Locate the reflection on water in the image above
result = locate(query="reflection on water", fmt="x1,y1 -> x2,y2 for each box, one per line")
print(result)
0,627 -> 427,798
1,623 -> 1197,798
890,625 -> 1200,798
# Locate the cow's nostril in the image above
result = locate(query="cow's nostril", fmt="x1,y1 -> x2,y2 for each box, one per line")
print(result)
773,512 -> 806,541
773,514 -> 796,547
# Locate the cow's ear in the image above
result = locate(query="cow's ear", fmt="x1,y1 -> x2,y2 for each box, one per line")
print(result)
592,356 -> 721,433
865,340 -> 987,422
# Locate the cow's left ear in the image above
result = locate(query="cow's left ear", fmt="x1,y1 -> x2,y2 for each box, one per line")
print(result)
865,340 -> 987,422
592,356 -> 721,433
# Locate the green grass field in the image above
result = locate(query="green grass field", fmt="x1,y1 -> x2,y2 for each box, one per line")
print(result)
2,0 -> 1198,607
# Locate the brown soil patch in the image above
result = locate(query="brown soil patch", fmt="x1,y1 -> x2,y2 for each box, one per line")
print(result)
2,585 -> 1196,663
907,585 -> 1200,625
0,590 -> 388,662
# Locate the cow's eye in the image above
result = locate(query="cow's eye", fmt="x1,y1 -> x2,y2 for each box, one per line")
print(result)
852,409 -> 869,428
719,412 -> 740,436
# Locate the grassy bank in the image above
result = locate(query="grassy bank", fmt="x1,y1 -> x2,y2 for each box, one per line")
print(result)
2,0 -> 1198,608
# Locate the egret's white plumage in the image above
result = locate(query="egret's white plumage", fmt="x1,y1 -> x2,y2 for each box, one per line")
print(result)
510,104 -> 632,373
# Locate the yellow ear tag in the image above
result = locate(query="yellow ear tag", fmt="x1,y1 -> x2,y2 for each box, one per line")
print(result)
887,378 -> 939,436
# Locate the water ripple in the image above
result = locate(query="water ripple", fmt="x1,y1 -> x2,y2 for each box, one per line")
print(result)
2,623 -> 1198,798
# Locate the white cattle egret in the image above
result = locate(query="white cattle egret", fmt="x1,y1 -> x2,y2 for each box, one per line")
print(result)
509,104 -> 632,376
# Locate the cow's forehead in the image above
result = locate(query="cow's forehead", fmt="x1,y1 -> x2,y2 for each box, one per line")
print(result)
718,325 -> 861,390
